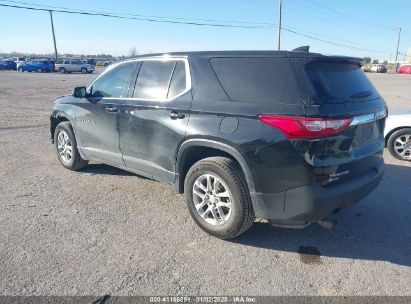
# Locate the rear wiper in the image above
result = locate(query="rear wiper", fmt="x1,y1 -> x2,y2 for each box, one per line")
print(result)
350,91 -> 372,99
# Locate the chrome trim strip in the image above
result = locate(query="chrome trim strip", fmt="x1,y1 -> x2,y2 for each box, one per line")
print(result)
87,56 -> 192,103
350,109 -> 387,126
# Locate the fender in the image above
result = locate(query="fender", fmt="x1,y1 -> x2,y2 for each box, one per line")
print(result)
175,138 -> 256,195
50,109 -> 88,161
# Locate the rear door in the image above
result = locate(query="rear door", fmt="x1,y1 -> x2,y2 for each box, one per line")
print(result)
117,58 -> 192,183
301,60 -> 387,185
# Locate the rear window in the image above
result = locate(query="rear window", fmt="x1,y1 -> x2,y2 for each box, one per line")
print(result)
305,62 -> 379,104
210,57 -> 301,105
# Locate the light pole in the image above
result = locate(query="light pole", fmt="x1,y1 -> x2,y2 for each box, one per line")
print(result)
394,27 -> 401,71
49,10 -> 58,60
278,0 -> 282,50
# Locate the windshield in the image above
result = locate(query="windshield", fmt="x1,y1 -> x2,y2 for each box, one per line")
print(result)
305,61 -> 380,104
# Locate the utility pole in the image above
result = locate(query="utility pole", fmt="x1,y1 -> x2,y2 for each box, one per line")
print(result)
277,0 -> 282,50
49,10 -> 58,60
394,27 -> 401,71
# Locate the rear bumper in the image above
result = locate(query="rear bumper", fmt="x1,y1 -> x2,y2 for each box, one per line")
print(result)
251,162 -> 384,225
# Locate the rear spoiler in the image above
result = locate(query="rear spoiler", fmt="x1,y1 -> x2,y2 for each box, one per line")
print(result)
308,56 -> 363,66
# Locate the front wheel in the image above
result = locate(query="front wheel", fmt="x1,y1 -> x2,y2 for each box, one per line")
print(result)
54,122 -> 88,170
387,128 -> 411,161
59,67 -> 66,74
81,67 -> 87,74
37,68 -> 43,73
184,157 -> 254,239
18,67 -> 23,72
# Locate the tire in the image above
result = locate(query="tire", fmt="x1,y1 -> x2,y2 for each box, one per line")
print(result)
184,157 -> 254,239
37,68 -> 43,73
59,67 -> 66,74
387,128 -> 411,161
54,122 -> 88,170
81,67 -> 87,74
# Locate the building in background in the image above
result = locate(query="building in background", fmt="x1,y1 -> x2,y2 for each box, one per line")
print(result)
407,48 -> 411,64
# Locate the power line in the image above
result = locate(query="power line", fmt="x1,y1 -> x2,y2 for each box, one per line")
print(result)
284,25 -> 392,53
289,0 -> 392,30
0,1 -> 394,54
0,0 -> 275,28
282,26 -> 389,53
0,2 -> 274,29
302,0 -> 394,31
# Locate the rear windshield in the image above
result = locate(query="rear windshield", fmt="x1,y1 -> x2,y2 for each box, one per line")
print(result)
305,62 -> 379,104
210,57 -> 301,105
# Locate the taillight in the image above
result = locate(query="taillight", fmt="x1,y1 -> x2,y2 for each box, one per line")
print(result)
258,115 -> 352,139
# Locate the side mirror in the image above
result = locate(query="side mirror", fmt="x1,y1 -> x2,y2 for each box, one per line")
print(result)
72,86 -> 87,98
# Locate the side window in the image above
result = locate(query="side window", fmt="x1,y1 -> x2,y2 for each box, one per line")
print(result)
167,61 -> 187,99
91,62 -> 136,98
133,60 -> 175,100
63,60 -> 70,64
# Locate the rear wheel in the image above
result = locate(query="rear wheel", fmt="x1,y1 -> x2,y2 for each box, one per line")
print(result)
37,68 -> 43,73
54,122 -> 88,170
388,128 -> 411,161
81,67 -> 87,74
59,67 -> 66,74
184,157 -> 254,239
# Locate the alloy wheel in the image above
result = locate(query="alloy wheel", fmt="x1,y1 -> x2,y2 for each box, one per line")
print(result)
57,130 -> 73,163
192,174 -> 232,226
394,134 -> 411,160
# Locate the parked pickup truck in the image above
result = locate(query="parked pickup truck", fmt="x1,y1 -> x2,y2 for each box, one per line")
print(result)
55,59 -> 95,74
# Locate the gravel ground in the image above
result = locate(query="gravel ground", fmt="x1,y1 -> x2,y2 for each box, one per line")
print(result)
0,70 -> 410,296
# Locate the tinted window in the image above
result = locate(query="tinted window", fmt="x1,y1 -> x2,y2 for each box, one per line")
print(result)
92,62 -> 136,98
210,57 -> 301,104
167,61 -> 187,99
63,60 -> 70,64
305,62 -> 379,103
133,60 -> 175,100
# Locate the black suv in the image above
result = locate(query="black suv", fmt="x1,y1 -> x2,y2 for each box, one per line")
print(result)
50,51 -> 386,239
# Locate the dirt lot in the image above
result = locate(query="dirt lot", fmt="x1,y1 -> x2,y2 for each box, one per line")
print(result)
0,70 -> 410,296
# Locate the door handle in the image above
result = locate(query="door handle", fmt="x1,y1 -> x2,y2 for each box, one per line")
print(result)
105,107 -> 118,113
168,111 -> 185,120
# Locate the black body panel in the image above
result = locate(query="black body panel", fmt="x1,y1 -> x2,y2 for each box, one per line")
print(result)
50,50 -> 386,225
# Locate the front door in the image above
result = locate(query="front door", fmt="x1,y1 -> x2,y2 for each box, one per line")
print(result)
118,58 -> 192,183
75,61 -> 138,166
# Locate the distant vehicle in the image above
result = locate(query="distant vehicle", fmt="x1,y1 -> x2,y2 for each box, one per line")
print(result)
95,60 -> 104,66
86,58 -> 98,66
103,60 -> 114,67
18,60 -> 53,72
385,112 -> 411,161
13,57 -> 27,67
361,64 -> 372,72
370,64 -> 387,73
398,64 -> 411,74
0,60 -> 17,70
55,59 -> 95,74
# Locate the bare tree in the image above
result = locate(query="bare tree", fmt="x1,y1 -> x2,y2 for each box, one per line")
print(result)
129,47 -> 138,58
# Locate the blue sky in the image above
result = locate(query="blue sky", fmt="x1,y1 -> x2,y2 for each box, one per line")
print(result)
0,0 -> 409,59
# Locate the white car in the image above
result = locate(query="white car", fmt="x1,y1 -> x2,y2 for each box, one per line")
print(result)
384,112 -> 411,161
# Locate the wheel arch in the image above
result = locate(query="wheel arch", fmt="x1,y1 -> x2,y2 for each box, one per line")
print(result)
175,139 -> 256,195
50,112 -> 74,143
385,126 -> 410,147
